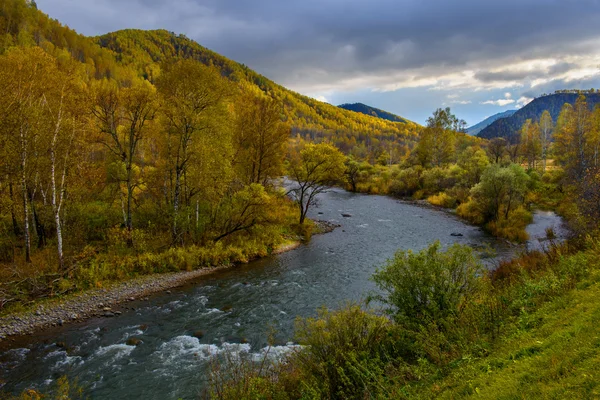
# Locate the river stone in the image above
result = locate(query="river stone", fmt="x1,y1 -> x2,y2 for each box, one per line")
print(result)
451,233 -> 464,237
126,337 -> 142,346
193,330 -> 205,339
104,312 -> 115,317
341,213 -> 352,217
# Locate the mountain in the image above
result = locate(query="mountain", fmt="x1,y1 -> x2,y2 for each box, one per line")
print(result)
466,110 -> 516,136
338,103 -> 409,123
0,1 -> 420,159
478,92 -> 600,140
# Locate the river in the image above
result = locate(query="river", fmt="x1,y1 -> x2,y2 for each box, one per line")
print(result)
0,188 -> 567,399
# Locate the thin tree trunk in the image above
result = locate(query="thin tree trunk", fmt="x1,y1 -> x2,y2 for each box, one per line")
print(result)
172,168 -> 182,245
20,127 -> 31,263
9,181 -> 20,236
50,91 -> 66,269
126,163 -> 134,247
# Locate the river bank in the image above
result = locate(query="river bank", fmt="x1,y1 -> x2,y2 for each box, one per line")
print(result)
0,220 -> 339,344
0,187 -> 567,399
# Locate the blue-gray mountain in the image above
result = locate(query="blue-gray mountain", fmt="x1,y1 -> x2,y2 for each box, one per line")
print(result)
467,110 -> 516,136
478,92 -> 600,140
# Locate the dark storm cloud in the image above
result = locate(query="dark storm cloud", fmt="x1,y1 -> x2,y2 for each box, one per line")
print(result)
35,0 -> 600,123
37,0 -> 600,89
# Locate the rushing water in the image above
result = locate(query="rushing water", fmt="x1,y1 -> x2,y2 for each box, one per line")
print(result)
0,188 -> 567,399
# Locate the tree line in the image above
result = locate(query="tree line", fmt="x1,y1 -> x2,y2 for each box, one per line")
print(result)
0,47 -> 298,271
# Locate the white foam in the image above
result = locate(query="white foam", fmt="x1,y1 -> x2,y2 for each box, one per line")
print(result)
251,343 -> 303,362
54,354 -> 83,369
93,344 -> 135,360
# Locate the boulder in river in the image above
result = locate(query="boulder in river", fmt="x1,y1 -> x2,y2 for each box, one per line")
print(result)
193,330 -> 205,339
341,213 -> 352,218
126,337 -> 142,346
451,233 -> 464,237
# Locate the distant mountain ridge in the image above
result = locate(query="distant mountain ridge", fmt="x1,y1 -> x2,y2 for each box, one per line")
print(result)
478,92 -> 600,139
467,110 -> 516,136
338,103 -> 409,123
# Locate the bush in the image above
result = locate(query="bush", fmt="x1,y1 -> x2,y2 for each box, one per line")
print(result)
291,304 -> 398,399
487,206 -> 532,242
388,167 -> 422,197
369,242 -> 483,328
427,192 -> 456,208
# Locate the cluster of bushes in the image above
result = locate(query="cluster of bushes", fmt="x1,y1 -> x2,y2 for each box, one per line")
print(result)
346,151 -> 550,242
208,237 -> 600,399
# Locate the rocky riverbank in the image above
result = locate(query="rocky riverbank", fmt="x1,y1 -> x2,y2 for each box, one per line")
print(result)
0,265 -> 233,343
0,222 -> 341,343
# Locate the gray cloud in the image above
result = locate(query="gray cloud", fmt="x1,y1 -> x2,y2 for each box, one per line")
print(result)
35,0 -> 600,123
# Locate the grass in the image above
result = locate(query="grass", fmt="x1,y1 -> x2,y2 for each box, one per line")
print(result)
206,237 -> 600,400
416,279 -> 600,399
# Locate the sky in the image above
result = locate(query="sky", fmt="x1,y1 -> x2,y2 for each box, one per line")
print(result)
37,0 -> 600,125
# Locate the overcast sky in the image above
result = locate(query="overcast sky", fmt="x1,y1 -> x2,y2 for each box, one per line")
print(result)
37,0 -> 600,125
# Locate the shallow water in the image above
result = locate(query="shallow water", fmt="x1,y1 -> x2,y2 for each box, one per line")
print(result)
0,188 -> 566,399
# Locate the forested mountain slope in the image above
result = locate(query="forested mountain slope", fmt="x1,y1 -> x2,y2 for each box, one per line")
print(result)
478,92 -> 600,139
338,102 -> 409,123
1,0 -> 420,160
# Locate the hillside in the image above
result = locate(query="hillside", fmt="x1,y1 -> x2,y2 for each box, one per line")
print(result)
478,92 -> 600,139
467,109 -> 515,135
0,2 -> 419,160
338,102 -> 409,123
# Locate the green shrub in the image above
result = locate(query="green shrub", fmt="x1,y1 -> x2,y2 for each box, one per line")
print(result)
369,242 -> 483,329
291,304 -> 398,399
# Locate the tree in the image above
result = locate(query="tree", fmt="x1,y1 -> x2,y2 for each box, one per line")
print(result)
457,146 -> 489,186
92,78 -> 158,246
519,119 -> 542,169
156,60 -> 231,245
211,184 -> 274,242
344,156 -> 361,192
0,47 -> 54,262
539,110 -> 553,171
40,54 -> 86,269
470,163 -> 530,222
554,97 -> 592,180
288,143 -> 346,224
487,137 -> 507,164
416,108 -> 463,167
234,92 -> 290,186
